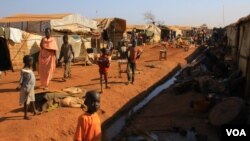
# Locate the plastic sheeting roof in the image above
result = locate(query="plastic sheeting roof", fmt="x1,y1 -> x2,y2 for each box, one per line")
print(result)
94,18 -> 126,31
0,13 -> 98,35
0,14 -> 71,23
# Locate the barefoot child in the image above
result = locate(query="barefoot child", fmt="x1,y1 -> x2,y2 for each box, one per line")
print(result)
74,90 -> 101,141
97,48 -> 110,93
17,55 -> 40,120
58,34 -> 75,81
126,39 -> 143,84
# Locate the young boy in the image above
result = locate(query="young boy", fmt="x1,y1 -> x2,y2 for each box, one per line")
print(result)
58,34 -> 75,81
17,55 -> 40,120
97,48 -> 110,93
74,90 -> 101,141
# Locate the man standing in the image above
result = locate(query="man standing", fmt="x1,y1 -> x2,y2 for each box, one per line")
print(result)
39,28 -> 58,90
126,39 -> 143,84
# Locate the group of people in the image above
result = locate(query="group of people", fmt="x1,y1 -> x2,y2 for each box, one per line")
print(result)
17,28 -> 75,118
97,33 -> 143,92
17,28 -> 143,140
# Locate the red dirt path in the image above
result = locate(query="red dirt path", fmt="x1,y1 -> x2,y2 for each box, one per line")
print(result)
0,45 -> 196,141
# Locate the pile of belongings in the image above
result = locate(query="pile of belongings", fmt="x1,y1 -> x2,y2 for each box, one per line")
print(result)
172,47 -> 245,97
171,45 -> 247,124
34,87 -> 86,112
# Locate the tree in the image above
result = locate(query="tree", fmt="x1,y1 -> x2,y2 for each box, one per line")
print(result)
144,11 -> 156,24
143,11 -> 165,25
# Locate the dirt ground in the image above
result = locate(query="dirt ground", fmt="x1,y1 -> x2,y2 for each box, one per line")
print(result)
0,45 -> 196,141
123,88 -> 219,141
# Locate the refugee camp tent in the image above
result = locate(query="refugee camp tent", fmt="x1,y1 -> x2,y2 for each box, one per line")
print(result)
146,24 -> 161,43
0,14 -> 97,34
94,18 -> 126,49
0,14 -> 98,71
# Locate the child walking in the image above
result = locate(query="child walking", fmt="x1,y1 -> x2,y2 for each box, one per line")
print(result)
126,39 -> 143,84
97,48 -> 110,93
74,90 -> 101,141
58,34 -> 75,81
17,55 -> 40,120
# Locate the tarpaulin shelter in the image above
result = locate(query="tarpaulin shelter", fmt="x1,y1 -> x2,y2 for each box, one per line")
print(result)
0,14 -> 99,71
225,14 -> 250,97
145,24 -> 161,43
94,18 -> 126,49
0,13 -> 97,34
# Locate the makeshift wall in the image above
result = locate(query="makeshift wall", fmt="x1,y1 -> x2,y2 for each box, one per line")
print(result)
26,34 -> 43,55
0,21 -> 51,34
237,22 -> 250,97
7,40 -> 29,70
238,23 -> 250,76
226,25 -> 238,63
105,20 -> 126,48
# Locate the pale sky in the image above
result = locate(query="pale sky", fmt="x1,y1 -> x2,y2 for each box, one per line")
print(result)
1,0 -> 250,27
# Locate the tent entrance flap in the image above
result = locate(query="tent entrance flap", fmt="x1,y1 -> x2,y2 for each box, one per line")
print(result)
0,37 -> 12,71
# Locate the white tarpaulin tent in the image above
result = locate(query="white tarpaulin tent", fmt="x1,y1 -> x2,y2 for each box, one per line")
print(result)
0,14 -> 97,34
146,24 -> 161,43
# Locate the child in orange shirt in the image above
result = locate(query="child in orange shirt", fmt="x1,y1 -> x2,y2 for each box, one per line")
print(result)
74,90 -> 101,141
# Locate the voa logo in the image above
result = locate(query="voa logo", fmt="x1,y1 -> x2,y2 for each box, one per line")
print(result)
226,129 -> 246,136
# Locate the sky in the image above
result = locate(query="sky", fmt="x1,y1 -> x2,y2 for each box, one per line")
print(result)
1,0 -> 250,27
